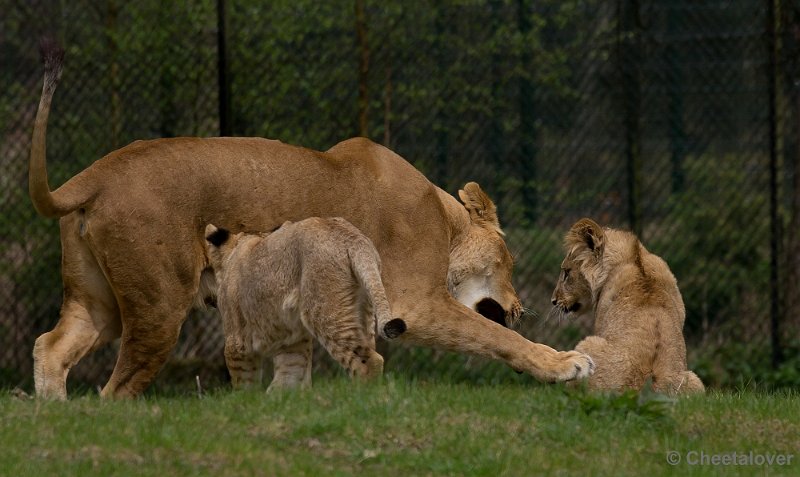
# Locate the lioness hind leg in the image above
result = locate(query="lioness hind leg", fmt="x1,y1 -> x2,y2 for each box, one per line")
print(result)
267,338 -> 312,392
34,298 -> 121,400
90,220 -> 204,399
34,217 -> 121,400
100,304 -> 186,399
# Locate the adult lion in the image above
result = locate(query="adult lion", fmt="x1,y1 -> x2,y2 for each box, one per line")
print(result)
30,41 -> 592,399
550,218 -> 704,395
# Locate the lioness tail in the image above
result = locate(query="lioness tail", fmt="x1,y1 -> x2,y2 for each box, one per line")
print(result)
29,38 -> 95,218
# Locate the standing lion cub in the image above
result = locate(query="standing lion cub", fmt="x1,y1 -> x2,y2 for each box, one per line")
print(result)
205,217 -> 406,391
550,218 -> 704,395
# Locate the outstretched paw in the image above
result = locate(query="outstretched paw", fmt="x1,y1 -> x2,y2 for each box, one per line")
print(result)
555,351 -> 594,382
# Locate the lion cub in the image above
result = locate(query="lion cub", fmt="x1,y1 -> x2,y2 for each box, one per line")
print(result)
551,218 -> 704,395
205,217 -> 406,391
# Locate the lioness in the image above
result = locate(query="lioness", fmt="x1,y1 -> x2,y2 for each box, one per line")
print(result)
205,218 -> 405,390
30,41 -> 592,399
551,218 -> 704,395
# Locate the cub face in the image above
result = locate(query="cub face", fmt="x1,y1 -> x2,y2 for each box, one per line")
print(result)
550,255 -> 593,317
448,183 -> 522,328
550,218 -> 605,317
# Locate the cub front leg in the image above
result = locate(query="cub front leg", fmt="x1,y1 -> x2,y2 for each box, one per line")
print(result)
574,335 -> 631,391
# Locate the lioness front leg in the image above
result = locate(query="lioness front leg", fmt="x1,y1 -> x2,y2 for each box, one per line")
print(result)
398,291 -> 593,382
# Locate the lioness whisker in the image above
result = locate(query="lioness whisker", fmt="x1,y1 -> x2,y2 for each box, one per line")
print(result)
521,306 -> 538,319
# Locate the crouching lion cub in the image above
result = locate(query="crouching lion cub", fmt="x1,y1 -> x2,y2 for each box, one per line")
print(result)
205,217 -> 406,391
550,218 -> 704,395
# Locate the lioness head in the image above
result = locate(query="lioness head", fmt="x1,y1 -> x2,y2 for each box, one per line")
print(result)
550,218 -> 604,317
447,182 -> 522,327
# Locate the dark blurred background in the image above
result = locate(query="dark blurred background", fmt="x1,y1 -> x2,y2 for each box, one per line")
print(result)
2,0 -> 799,392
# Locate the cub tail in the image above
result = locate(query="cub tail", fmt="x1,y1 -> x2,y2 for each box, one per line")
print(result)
348,244 -> 406,340
204,224 -> 241,271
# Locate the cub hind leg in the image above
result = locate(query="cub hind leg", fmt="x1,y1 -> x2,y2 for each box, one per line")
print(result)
654,370 -> 705,395
267,338 -> 313,392
224,332 -> 263,390
356,293 -> 385,378
651,322 -> 705,395
301,296 -> 383,380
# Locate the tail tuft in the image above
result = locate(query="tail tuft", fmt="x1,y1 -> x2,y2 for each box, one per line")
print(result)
39,36 -> 65,90
206,227 -> 230,247
381,318 -> 406,339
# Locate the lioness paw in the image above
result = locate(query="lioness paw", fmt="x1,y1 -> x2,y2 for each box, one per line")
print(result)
554,351 -> 594,381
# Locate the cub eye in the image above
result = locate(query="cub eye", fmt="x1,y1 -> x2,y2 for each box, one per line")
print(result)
562,269 -> 571,280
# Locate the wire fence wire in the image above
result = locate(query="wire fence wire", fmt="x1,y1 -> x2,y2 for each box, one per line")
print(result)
1,0 -> 799,391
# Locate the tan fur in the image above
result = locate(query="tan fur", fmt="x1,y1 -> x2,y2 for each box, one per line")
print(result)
551,218 -> 705,396
205,218 -> 396,390
30,43 -> 593,399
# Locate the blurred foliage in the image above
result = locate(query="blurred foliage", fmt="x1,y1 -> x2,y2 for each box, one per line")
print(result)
567,381 -> 676,423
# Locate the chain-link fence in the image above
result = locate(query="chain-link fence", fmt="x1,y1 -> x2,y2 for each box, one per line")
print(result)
2,0 -> 799,391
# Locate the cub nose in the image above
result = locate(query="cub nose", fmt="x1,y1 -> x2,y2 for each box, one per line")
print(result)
551,298 -> 558,305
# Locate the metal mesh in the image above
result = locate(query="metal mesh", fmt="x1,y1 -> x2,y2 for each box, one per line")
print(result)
1,0 -> 798,390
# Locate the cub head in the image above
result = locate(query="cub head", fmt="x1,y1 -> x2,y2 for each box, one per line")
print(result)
448,182 -> 522,328
204,223 -> 243,271
550,218 -> 605,317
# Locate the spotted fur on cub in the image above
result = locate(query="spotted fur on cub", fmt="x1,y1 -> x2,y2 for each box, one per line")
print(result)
205,217 -> 405,390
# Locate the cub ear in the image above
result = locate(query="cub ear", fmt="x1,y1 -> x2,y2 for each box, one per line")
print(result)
205,224 -> 230,248
566,218 -> 604,255
458,182 -> 501,232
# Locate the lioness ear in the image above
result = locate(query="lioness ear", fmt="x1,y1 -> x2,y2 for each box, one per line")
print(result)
205,224 -> 230,248
458,182 -> 501,232
567,218 -> 604,255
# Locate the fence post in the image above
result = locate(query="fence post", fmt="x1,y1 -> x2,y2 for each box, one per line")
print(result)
518,0 -> 537,224
766,0 -> 782,368
619,0 -> 642,235
787,7 -> 800,355
434,6 -> 449,188
217,0 -> 231,137
666,4 -> 686,193
488,0 -> 504,194
355,0 -> 370,138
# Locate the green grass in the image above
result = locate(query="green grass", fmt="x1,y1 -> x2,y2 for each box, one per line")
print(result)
1,377 -> 798,477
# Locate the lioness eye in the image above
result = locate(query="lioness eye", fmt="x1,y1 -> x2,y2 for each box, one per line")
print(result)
562,269 -> 570,280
